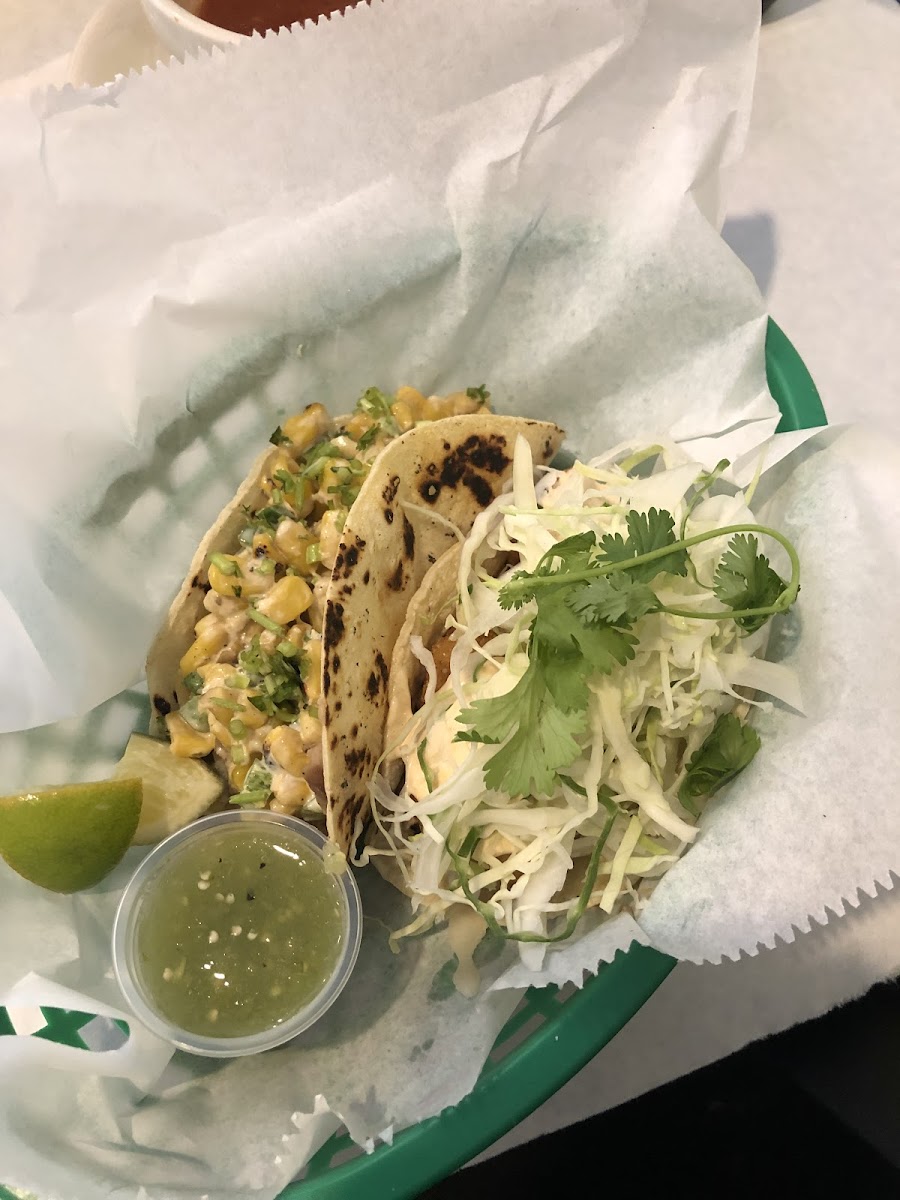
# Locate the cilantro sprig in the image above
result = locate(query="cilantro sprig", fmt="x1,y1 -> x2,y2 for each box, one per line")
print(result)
500,514 -> 799,626
457,509 -> 799,798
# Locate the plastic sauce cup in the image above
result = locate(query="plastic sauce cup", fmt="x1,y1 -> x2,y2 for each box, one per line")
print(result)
112,810 -> 361,1057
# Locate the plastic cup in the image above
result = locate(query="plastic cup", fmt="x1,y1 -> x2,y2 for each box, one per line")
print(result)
112,809 -> 362,1057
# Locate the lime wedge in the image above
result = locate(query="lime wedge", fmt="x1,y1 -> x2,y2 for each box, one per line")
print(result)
114,733 -> 224,845
0,779 -> 142,894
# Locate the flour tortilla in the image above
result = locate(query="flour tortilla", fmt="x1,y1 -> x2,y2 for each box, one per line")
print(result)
322,415 -> 564,851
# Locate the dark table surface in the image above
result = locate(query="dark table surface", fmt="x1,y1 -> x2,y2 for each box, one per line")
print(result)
422,974 -> 900,1198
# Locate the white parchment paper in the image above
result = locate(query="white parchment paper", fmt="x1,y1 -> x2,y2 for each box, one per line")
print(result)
6,2 -> 899,1198
0,0 -> 767,734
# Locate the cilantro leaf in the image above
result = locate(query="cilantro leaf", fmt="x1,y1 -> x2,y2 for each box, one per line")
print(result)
466,385 -> 490,402
456,662 -> 586,797
713,534 -> 787,633
678,713 -> 761,815
269,425 -> 291,447
499,532 -> 598,610
357,386 -> 396,424
356,423 -> 381,452
568,574 -> 660,625
533,587 -> 637,681
598,508 -> 688,584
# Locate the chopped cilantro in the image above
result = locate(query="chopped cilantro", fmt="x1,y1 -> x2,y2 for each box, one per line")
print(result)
182,671 -> 204,695
179,696 -> 209,733
269,425 -> 292,447
356,423 -> 381,452
209,552 -> 240,576
247,608 -> 284,634
232,760 -> 273,808
466,385 -> 490,402
356,386 -> 395,422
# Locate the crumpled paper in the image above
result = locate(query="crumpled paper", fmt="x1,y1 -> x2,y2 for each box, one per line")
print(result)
0,0 -> 767,734
6,2 -> 898,1198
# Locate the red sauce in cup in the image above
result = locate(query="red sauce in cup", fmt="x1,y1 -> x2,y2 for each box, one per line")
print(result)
195,0 -> 361,36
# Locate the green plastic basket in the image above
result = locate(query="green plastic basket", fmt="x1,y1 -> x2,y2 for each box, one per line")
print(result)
0,318 -> 825,1200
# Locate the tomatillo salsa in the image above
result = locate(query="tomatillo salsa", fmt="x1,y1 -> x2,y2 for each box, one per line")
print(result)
134,823 -> 345,1038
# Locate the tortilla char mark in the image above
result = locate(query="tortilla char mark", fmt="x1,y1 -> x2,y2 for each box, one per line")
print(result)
365,649 -> 390,700
333,535 -> 366,580
402,514 -> 415,559
419,434 -> 510,505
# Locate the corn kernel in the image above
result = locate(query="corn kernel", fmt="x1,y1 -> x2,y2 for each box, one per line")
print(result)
194,612 -> 220,635
208,560 -> 244,597
283,404 -> 330,453
420,395 -> 446,422
270,772 -> 316,815
304,638 -> 323,702
294,709 -> 322,748
275,519 -> 316,573
207,713 -> 233,749
318,509 -> 343,569
390,400 -> 415,432
238,695 -> 270,729
444,390 -> 481,415
344,413 -> 375,441
166,712 -> 215,758
261,451 -> 296,498
266,726 -> 310,777
330,435 -> 358,459
229,760 -> 252,789
252,532 -> 287,565
197,663 -> 233,686
318,458 -> 350,498
287,621 -> 309,649
395,386 -> 426,414
256,575 -> 313,624
179,625 -> 228,676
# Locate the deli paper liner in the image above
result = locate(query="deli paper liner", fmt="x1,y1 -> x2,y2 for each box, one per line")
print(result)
4,1 -> 893,1197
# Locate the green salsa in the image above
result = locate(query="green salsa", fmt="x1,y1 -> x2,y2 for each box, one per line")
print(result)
135,824 -> 345,1038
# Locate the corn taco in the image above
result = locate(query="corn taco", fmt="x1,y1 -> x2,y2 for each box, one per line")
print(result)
145,386 -> 564,839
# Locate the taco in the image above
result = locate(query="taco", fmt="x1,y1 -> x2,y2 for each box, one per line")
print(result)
145,385 -> 564,835
367,434 -> 801,965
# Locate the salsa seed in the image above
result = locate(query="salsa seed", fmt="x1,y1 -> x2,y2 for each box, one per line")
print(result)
208,1009 -> 218,1022
198,880 -> 210,891
247,930 -> 258,940
162,967 -> 174,982
231,925 -> 242,937
226,893 -> 235,904
209,931 -> 219,944
199,870 -> 211,881
215,893 -> 224,901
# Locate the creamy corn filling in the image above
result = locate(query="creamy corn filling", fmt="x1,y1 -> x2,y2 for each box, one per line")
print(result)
165,385 -> 490,816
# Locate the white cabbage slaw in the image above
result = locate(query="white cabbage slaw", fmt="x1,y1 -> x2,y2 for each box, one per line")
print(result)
367,435 -> 801,971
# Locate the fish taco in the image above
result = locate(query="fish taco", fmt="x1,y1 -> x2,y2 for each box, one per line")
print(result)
367,433 -> 801,968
